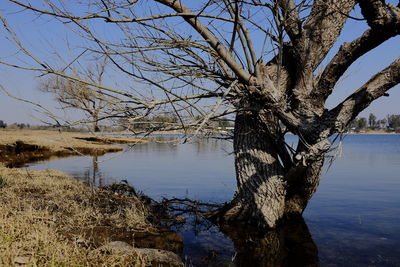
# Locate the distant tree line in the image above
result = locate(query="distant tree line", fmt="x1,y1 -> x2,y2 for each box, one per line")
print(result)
0,120 -> 6,128
116,113 -> 236,132
348,114 -> 400,132
216,118 -> 234,130
0,121 -> 30,129
2,114 -> 399,133
118,114 -> 179,131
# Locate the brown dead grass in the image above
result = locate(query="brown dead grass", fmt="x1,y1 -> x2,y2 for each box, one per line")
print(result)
0,129 -> 146,167
0,167 -> 153,266
0,129 -> 145,153
0,129 -> 183,266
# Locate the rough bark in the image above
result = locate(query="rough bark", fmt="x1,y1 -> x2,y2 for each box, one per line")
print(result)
232,109 -> 286,228
284,154 -> 324,215
210,107 -> 325,228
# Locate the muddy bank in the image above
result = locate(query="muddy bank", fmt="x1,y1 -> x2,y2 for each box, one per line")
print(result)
0,129 -> 144,167
74,135 -> 147,144
0,141 -> 121,167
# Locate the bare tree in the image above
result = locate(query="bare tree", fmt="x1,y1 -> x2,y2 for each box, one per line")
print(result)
1,0 -> 399,228
39,57 -> 110,132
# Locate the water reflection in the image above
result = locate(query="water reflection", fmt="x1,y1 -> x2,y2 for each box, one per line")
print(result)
218,218 -> 318,267
43,145 -> 319,266
26,135 -> 400,266
81,155 -> 105,187
179,216 -> 319,267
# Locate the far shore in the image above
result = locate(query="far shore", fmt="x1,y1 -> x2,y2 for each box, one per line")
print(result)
106,128 -> 399,136
345,130 -> 399,135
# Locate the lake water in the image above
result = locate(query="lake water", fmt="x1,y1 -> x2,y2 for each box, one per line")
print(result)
26,134 -> 400,266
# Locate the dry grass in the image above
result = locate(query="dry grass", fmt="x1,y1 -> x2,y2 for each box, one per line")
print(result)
0,129 -> 146,167
0,129 -> 182,266
0,129 -> 145,154
0,167 -> 153,266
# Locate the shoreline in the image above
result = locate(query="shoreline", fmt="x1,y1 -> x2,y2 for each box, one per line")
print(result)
0,129 -> 184,266
0,129 -> 145,167
344,131 -> 399,135
108,129 -> 399,136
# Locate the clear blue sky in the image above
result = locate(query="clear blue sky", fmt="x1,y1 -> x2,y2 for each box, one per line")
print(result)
0,1 -> 399,124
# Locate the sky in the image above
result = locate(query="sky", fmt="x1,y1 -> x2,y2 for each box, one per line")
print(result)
0,1 -> 399,125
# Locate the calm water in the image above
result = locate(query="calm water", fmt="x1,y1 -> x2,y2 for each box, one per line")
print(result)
26,135 -> 400,266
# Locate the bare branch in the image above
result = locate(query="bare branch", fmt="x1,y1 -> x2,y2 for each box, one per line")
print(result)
327,57 -> 400,132
302,0 -> 356,69
315,27 -> 400,101
357,0 -> 400,28
276,0 -> 302,42
155,0 -> 254,84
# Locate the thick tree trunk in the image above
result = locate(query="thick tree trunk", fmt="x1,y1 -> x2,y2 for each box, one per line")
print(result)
284,154 -> 324,216
93,115 -> 100,132
232,109 -> 286,228
210,109 -> 325,228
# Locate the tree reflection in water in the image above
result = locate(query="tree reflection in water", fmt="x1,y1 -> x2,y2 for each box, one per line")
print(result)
82,155 -> 104,187
220,218 -> 319,267
182,216 -> 319,267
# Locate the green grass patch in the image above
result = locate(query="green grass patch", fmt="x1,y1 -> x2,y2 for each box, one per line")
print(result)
0,176 -> 6,188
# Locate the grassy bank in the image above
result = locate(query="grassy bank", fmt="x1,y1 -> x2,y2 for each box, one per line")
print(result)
0,130 -> 182,266
0,129 -> 145,167
0,168 -> 182,266
0,167 -> 149,266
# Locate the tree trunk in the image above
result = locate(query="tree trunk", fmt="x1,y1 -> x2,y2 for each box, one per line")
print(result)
232,109 -> 287,228
93,112 -> 100,132
210,109 -> 325,228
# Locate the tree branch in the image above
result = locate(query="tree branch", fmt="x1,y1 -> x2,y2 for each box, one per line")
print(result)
357,0 -> 400,28
288,0 -> 356,115
313,0 -> 400,102
155,0 -> 254,84
276,0 -> 302,42
327,57 -> 400,132
315,28 -> 399,101
302,0 -> 356,69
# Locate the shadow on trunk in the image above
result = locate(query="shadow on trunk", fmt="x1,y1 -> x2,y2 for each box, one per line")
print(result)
217,217 -> 319,267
